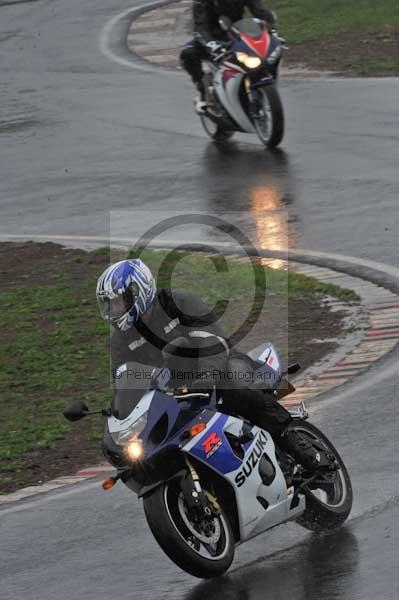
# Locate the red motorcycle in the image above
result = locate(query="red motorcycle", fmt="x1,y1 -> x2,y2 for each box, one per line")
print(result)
199,16 -> 286,147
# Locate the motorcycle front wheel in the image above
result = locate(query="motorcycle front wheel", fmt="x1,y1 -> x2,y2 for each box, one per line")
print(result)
291,421 -> 353,532
200,114 -> 234,142
253,85 -> 285,148
143,477 -> 234,578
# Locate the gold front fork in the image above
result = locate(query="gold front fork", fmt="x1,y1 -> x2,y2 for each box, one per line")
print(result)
184,455 -> 202,492
184,455 -> 221,513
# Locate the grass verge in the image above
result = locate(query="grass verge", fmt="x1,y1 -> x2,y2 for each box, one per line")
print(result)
269,0 -> 399,75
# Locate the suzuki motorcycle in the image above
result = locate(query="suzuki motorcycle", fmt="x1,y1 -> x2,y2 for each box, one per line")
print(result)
64,343 -> 352,579
199,16 -> 286,147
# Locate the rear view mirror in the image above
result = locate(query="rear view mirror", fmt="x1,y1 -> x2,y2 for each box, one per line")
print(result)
63,400 -> 89,422
219,15 -> 232,31
287,363 -> 301,375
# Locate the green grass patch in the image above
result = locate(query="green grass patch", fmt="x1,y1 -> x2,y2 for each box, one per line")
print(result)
272,0 -> 399,44
0,246 -> 358,486
126,248 -> 358,303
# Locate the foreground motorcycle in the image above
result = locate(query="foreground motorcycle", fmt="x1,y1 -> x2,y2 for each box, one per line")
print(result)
64,343 -> 352,579
199,16 -> 286,147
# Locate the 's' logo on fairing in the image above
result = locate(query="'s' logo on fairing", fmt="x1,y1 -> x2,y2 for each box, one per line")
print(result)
202,432 -> 223,458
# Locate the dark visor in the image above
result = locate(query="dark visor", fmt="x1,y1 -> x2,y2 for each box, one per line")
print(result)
98,283 -> 139,321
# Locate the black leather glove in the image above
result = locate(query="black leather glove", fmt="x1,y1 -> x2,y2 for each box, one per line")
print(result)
205,40 -> 230,61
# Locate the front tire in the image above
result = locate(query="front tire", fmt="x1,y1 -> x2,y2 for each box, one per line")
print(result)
143,478 -> 235,579
253,85 -> 284,148
200,114 -> 234,142
291,422 -> 353,532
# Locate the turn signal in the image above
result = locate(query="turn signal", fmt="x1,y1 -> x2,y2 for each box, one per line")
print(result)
189,422 -> 206,438
102,477 -> 116,490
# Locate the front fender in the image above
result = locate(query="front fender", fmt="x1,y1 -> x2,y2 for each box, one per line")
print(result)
136,469 -> 186,499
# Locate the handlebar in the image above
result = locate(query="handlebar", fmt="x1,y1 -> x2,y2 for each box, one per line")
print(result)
174,392 -> 210,401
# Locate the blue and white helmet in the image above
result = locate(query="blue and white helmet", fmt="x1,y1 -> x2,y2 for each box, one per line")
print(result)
96,259 -> 156,331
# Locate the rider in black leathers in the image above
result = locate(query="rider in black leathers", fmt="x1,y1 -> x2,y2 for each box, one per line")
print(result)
180,0 -> 276,111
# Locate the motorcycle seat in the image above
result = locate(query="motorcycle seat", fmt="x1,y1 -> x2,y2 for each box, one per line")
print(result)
227,350 -> 279,391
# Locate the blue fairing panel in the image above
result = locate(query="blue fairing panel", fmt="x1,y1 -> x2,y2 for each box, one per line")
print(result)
188,414 -> 242,475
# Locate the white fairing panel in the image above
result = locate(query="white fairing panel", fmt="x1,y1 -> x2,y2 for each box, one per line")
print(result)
224,424 -> 305,541
107,390 -> 154,433
183,413 -> 305,541
213,69 -> 255,133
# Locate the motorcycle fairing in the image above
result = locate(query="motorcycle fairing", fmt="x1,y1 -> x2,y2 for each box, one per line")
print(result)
184,413 -> 243,474
214,68 -> 255,133
107,390 -> 214,460
224,426 -> 305,540
239,32 -> 270,59
211,20 -> 273,133
183,416 -> 305,542
265,33 -> 282,61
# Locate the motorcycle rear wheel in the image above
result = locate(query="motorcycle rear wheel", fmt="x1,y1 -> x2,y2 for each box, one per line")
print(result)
200,114 -> 234,142
253,85 -> 284,148
143,477 -> 234,579
291,421 -> 353,532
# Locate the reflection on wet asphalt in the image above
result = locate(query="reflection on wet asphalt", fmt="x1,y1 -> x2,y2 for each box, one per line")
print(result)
201,145 -> 300,251
185,529 -> 360,600
184,500 -> 399,600
109,144 -> 300,260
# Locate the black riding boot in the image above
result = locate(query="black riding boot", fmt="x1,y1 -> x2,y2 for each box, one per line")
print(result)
279,428 -> 336,471
194,81 -> 207,114
195,80 -> 206,100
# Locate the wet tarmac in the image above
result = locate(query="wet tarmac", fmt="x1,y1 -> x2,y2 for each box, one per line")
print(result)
0,0 -> 398,262
185,505 -> 399,600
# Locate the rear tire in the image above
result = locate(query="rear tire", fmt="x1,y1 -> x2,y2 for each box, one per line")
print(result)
143,478 -> 235,579
253,85 -> 284,148
291,422 -> 353,532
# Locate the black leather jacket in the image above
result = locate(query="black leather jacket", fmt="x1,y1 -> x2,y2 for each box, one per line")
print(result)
193,0 -> 275,41
110,289 -> 229,382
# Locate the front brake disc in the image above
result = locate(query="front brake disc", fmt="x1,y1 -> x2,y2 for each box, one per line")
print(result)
178,494 -> 221,544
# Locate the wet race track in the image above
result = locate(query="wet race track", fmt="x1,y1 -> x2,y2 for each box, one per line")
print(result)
1,0 -> 399,598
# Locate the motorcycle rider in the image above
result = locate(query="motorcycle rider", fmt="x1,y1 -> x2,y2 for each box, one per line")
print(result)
96,258 -> 331,471
180,0 -> 276,113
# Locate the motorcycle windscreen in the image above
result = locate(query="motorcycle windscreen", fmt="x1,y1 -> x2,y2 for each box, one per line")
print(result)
112,361 -> 154,419
233,18 -> 263,38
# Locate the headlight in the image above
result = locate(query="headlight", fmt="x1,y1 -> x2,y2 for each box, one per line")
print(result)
236,51 -> 249,64
110,411 -> 148,446
245,56 -> 262,69
236,52 -> 262,69
126,439 -> 144,461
